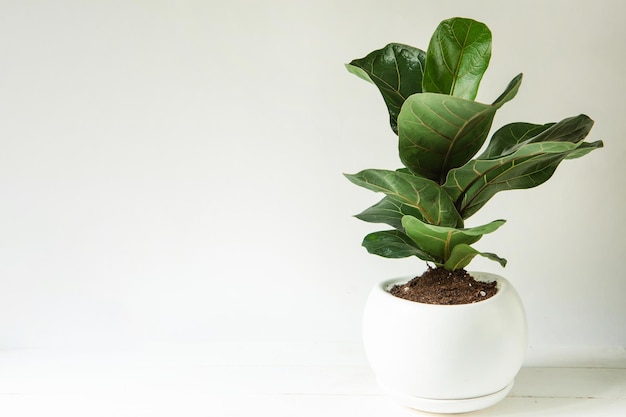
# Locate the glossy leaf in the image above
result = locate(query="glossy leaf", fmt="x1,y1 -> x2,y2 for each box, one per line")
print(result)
444,115 -> 604,218
401,215 -> 505,266
422,17 -> 492,100
346,43 -> 426,134
344,169 -> 462,227
479,115 -> 594,159
398,74 -> 522,182
478,122 -> 555,159
362,230 -> 435,261
355,195 -> 425,230
444,244 -> 507,270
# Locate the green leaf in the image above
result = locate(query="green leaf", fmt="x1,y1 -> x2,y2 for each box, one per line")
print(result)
478,122 -> 555,159
344,169 -> 462,227
346,43 -> 426,134
398,74 -> 522,182
491,73 -> 523,106
566,141 -> 603,159
401,215 -> 505,265
444,244 -> 507,271
444,115 -> 604,218
362,230 -> 435,261
478,114 -> 593,159
422,17 -> 492,100
355,195 -> 425,230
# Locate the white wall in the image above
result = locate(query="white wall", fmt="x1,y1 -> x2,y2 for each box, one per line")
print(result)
0,0 -> 624,352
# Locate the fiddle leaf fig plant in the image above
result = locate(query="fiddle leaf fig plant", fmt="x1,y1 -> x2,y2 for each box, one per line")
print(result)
345,17 -> 603,272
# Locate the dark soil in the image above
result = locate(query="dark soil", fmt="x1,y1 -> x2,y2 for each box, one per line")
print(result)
389,267 -> 498,305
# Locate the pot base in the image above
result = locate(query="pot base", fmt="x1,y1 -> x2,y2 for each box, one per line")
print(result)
380,380 -> 514,414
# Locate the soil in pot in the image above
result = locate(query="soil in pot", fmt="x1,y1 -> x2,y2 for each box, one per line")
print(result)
390,268 -> 497,305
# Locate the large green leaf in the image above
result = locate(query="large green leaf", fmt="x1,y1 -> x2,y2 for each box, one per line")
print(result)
478,115 -> 594,159
344,169 -> 462,227
443,244 -> 507,270
355,195 -> 425,230
478,122 -> 555,159
361,230 -> 435,261
401,215 -> 505,266
422,17 -> 492,100
398,74 -> 522,182
346,43 -> 426,134
444,116 -> 604,219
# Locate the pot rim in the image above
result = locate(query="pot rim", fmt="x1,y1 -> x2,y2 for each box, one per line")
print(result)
376,271 -> 509,309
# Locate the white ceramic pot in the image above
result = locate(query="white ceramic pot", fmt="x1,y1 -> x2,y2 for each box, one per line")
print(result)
362,272 -> 527,414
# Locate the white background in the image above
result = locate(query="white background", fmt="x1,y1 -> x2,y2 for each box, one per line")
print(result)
0,0 -> 623,352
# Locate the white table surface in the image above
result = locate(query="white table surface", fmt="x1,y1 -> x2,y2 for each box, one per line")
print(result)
0,342 -> 624,416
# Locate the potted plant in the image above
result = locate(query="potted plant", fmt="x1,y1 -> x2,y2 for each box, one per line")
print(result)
344,17 -> 603,413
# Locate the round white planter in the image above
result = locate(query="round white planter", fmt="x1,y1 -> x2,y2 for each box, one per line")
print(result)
362,272 -> 527,414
